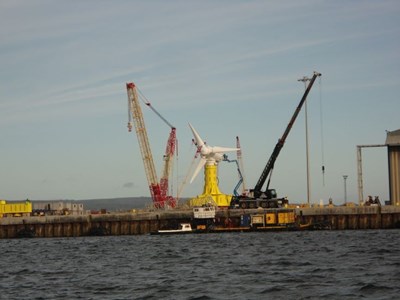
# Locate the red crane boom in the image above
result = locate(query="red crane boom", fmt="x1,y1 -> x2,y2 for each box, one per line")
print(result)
126,82 -> 177,208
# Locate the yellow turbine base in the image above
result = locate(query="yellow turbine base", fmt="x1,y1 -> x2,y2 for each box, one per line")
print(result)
187,164 -> 232,207
188,193 -> 232,207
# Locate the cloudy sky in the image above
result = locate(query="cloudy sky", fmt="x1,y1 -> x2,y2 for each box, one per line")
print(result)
1,1 -> 399,205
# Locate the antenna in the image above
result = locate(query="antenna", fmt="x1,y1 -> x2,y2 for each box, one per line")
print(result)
298,76 -> 311,205
318,76 -> 326,186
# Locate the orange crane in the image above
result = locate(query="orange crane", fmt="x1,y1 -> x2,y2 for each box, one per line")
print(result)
126,82 -> 177,208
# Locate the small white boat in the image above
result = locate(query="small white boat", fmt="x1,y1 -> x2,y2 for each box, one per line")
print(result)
154,223 -> 193,235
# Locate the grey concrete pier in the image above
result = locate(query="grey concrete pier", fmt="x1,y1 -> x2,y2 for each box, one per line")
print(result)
1,206 -> 400,238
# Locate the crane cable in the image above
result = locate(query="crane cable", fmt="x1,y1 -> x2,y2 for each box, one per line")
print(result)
137,87 -> 175,129
319,76 -> 326,186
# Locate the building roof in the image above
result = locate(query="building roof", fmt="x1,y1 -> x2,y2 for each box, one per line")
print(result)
386,129 -> 400,146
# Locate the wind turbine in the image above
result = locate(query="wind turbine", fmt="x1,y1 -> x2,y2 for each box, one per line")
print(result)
187,123 -> 238,207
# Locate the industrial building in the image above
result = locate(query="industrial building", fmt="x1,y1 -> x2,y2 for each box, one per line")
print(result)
386,129 -> 400,205
32,201 -> 85,216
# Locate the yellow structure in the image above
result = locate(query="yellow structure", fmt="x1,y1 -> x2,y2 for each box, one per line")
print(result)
186,123 -> 238,208
188,164 -> 233,207
0,200 -> 32,217
251,209 -> 296,227
278,210 -> 295,224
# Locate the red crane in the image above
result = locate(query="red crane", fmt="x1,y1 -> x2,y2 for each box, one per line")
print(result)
126,82 -> 177,208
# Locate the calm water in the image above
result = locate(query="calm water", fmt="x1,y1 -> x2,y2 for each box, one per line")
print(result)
1,230 -> 400,300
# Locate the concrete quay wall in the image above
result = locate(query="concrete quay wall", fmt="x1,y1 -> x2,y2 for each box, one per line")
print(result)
0,210 -> 194,238
296,206 -> 400,230
1,206 -> 400,238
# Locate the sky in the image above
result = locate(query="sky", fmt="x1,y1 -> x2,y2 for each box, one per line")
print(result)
1,0 -> 399,206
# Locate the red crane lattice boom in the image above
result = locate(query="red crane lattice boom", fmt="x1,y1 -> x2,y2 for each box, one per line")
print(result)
126,82 -> 177,208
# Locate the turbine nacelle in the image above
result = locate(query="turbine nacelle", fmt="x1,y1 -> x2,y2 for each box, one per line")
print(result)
188,123 -> 238,183
195,146 -> 225,164
211,152 -> 224,163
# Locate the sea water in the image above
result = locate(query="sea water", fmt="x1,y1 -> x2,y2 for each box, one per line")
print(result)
1,230 -> 399,299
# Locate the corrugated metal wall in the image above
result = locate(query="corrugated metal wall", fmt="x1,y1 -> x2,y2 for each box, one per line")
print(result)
388,146 -> 400,204
386,130 -> 400,205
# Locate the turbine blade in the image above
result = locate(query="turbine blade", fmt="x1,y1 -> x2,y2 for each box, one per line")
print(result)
190,157 -> 207,183
188,123 -> 205,148
211,146 -> 239,153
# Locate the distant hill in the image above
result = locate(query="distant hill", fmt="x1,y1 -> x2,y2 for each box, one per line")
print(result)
78,197 -> 189,211
77,197 -> 152,211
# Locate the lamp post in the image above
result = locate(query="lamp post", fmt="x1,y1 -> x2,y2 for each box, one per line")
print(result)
343,175 -> 348,204
298,76 -> 311,206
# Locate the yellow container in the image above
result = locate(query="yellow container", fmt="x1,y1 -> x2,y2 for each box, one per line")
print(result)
266,212 -> 276,225
278,211 -> 295,224
288,211 -> 295,223
251,215 -> 265,226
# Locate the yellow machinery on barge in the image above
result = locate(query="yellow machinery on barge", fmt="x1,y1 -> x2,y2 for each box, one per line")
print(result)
250,209 -> 296,230
209,208 -> 311,232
